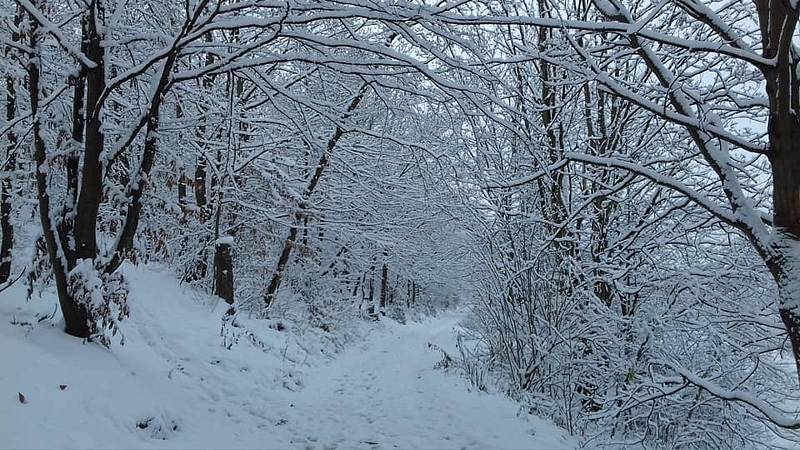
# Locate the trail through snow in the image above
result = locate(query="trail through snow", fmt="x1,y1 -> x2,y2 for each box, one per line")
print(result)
2,267 -> 575,449
281,312 -> 574,449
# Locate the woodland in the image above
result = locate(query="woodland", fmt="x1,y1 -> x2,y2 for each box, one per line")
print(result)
3,1 -> 800,448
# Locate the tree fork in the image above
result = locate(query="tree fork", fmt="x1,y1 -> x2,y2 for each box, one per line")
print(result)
26,5 -> 90,338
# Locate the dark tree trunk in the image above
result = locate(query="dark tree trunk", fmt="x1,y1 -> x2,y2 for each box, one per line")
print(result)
264,226 -> 299,306
757,0 -> 800,385
368,268 -> 376,316
214,241 -> 234,305
0,95 -> 14,284
380,263 -> 388,311
27,6 -> 90,338
0,9 -> 21,284
194,156 -> 208,216
767,105 -> 800,385
73,1 -> 105,262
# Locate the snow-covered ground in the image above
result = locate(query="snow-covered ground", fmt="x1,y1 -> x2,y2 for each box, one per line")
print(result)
2,265 -> 575,449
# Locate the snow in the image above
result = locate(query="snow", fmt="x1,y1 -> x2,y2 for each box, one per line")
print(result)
1,265 -> 575,449
214,236 -> 235,246
283,312 -> 574,449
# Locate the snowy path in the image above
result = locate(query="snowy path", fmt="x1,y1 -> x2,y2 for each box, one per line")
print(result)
3,268 -> 574,449
276,311 -> 574,449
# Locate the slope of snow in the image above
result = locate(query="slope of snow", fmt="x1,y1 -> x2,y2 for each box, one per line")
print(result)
2,265 -> 575,449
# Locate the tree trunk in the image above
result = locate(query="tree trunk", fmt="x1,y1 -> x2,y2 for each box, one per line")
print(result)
758,0 -> 800,385
68,17 -> 87,222
264,226 -> 299,306
211,56 -> 246,309
187,33 -> 217,282
768,126 -> 800,385
73,1 -> 105,262
352,274 -> 361,297
214,241 -> 234,305
26,5 -> 90,337
380,263 -> 388,311
194,156 -> 208,216
0,9 -> 21,284
368,267 -> 376,316
106,51 -> 177,274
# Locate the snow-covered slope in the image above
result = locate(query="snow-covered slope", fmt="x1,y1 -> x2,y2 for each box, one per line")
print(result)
2,265 -> 575,449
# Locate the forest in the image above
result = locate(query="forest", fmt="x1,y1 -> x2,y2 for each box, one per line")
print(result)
2,0 -> 800,449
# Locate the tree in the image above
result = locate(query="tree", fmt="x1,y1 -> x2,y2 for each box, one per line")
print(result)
420,0 -> 800,437
0,4 -> 20,284
16,0 -> 287,339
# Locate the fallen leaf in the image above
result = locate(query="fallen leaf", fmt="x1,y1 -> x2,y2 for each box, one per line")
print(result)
17,392 -> 26,404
